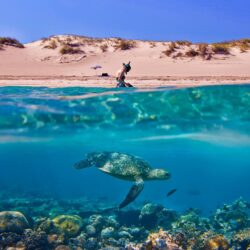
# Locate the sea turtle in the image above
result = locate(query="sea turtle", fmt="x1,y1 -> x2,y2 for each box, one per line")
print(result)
74,152 -> 170,209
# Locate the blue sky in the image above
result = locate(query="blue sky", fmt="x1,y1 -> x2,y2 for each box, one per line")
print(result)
0,0 -> 249,43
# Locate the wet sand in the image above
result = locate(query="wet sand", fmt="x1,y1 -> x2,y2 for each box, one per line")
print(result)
0,75 -> 250,88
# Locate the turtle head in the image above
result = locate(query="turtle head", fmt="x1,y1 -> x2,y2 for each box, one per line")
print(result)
148,169 -> 171,180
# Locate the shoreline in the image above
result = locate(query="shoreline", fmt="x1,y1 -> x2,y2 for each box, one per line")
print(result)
0,75 -> 250,88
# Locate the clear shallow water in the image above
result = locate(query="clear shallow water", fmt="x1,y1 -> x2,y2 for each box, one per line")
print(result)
0,85 -> 250,214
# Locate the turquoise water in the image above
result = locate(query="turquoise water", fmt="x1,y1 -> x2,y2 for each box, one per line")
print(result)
0,85 -> 250,214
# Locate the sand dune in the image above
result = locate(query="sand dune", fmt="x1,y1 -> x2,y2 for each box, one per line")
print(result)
1,35 -> 250,87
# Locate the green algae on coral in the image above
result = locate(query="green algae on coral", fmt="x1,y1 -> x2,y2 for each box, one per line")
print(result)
52,215 -> 83,237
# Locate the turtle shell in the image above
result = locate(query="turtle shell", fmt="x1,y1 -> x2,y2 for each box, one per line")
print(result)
90,152 -> 152,181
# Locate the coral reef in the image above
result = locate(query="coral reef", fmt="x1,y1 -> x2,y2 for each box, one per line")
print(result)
171,209 -> 211,239
232,228 -> 250,249
0,211 -> 29,233
211,198 -> 250,233
0,195 -> 250,249
139,203 -> 177,229
193,231 -> 230,250
52,215 -> 83,238
145,229 -> 183,250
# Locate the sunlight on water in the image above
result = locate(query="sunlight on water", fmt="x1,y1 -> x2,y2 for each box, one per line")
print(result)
128,130 -> 250,146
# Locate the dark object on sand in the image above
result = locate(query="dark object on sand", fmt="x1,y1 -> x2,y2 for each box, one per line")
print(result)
101,73 -> 109,77
91,65 -> 102,70
167,188 -> 177,197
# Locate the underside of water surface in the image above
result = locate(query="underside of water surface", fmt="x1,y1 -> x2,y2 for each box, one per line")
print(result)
0,84 -> 250,249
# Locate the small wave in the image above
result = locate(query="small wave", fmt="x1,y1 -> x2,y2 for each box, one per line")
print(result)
58,87 -> 173,100
128,131 -> 250,146
0,135 -> 52,143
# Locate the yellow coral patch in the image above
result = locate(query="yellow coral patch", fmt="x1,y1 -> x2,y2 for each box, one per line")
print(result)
206,235 -> 230,250
52,215 -> 83,237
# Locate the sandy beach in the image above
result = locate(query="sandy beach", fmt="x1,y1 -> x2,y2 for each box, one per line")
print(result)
1,35 -> 250,88
1,76 -> 250,88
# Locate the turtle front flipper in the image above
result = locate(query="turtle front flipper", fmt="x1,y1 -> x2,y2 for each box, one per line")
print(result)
119,178 -> 144,209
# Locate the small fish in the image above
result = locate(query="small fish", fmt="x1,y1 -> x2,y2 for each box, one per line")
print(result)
167,188 -> 177,197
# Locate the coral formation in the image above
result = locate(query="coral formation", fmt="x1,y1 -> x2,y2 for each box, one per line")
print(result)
171,209 -> 211,239
232,228 -> 250,249
0,196 -> 250,249
211,198 -> 250,233
193,231 -> 230,250
145,229 -> 182,249
204,234 -> 230,250
139,203 -> 177,229
52,215 -> 83,238
0,211 -> 29,233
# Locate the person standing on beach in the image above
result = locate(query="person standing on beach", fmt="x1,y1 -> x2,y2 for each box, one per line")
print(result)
116,62 -> 133,87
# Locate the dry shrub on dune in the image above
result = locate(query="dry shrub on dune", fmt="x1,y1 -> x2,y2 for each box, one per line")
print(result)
236,39 -> 250,52
149,42 -> 156,48
162,42 -> 177,56
100,44 -> 108,52
212,43 -> 230,55
64,42 -> 81,48
0,37 -> 24,48
44,40 -> 58,49
60,45 -> 84,55
114,40 -> 136,50
169,42 -> 178,50
163,49 -> 173,56
185,48 -> 199,57
175,40 -> 192,46
173,52 -> 183,59
65,37 -> 73,43
214,39 -> 250,53
197,43 -> 209,58
239,44 -> 250,52
239,38 -> 250,43
41,37 -> 49,44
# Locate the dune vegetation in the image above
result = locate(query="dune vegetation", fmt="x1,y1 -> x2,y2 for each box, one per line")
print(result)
59,45 -> 85,55
0,37 -> 24,49
114,39 -> 136,50
161,39 -> 250,59
1,35 -> 250,63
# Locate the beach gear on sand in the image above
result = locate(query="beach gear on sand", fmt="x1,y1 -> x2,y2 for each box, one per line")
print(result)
91,65 -> 102,70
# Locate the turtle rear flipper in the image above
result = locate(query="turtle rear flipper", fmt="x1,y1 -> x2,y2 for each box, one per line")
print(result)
119,178 -> 144,209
